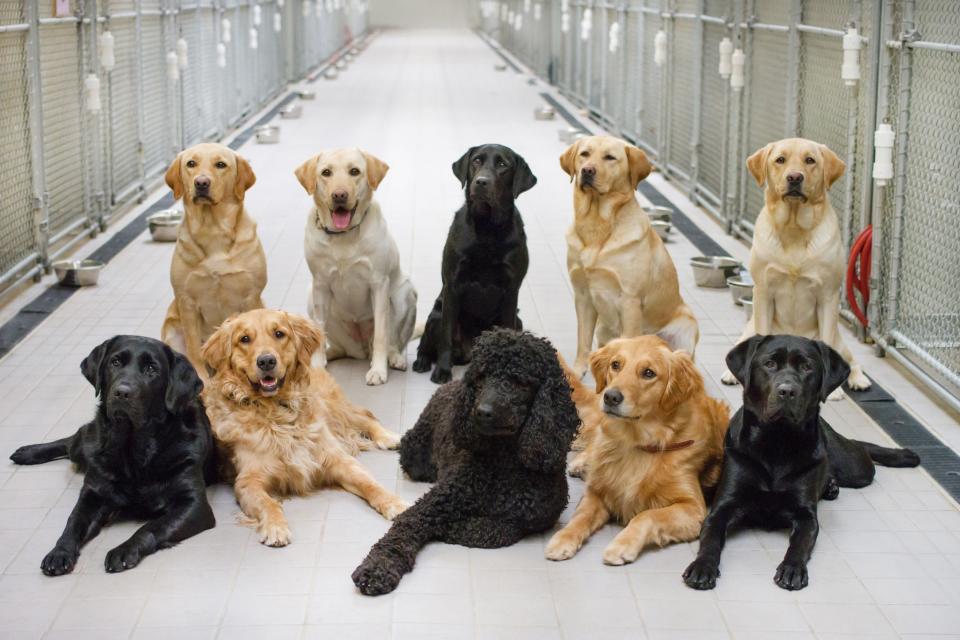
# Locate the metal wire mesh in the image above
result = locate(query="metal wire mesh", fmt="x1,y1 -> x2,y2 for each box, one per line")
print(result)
106,16 -> 141,204
698,20 -> 727,201
667,16 -> 696,176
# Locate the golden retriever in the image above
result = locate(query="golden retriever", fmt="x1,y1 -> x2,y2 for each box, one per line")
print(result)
296,148 -> 417,385
162,142 -> 267,376
561,135 -> 699,378
721,138 -> 871,399
201,309 -> 407,547
546,336 -> 728,565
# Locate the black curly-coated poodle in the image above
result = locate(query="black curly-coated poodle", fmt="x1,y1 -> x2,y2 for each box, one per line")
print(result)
352,328 -> 580,595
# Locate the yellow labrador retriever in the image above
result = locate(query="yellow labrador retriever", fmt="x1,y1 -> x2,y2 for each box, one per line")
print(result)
561,135 -> 699,377
296,148 -> 417,386
162,143 -> 267,375
721,138 -> 871,398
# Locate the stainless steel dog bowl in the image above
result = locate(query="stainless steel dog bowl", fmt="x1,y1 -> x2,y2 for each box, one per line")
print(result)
727,276 -> 754,306
324,68 -> 338,80
335,59 -> 347,71
651,220 -> 671,242
296,89 -> 316,100
558,127 -> 581,143
53,259 -> 104,287
690,256 -> 741,288
147,209 -> 183,242
534,106 -> 556,121
644,205 -> 673,224
494,63 -> 507,71
255,125 -> 280,144
280,104 -> 302,119
741,296 -> 754,320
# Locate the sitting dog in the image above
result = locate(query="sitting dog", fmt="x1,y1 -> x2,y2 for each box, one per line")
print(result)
546,336 -> 728,565
10,336 -> 216,575
684,335 -> 920,591
352,329 -> 580,595
561,135 -> 699,378
162,142 -> 266,376
296,148 -> 417,385
721,138 -> 870,399
413,144 -> 537,384
201,309 -> 407,547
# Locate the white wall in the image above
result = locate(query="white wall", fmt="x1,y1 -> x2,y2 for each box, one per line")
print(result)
368,0 -> 474,29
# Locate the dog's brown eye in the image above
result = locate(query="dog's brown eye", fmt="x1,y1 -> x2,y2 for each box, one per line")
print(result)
764,360 -> 777,369
239,335 -> 250,344
472,157 -> 482,165
110,356 -> 122,367
610,361 -> 621,371
497,160 -> 507,168
186,160 -> 197,168
349,168 -> 360,176
321,169 -> 332,177
604,155 -> 615,161
805,157 -> 815,165
144,364 -> 157,374
215,161 -> 227,169
643,368 -> 656,379
579,151 -> 589,158
274,330 -> 285,339
799,361 -> 812,372
774,156 -> 785,164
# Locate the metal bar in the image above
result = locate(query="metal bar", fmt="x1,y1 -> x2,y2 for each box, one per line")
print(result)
0,23 -> 30,33
902,39 -> 960,53
0,262 -> 44,297
873,332 -> 960,415
135,0 -> 147,199
687,0 -> 705,199
658,0 -> 669,167
859,0 -> 882,237
797,23 -> 866,40
741,21 -> 788,33
47,215 -> 92,246
785,0 -> 801,136
39,17 -> 81,25
26,0 -> 50,271
734,0 -> 753,232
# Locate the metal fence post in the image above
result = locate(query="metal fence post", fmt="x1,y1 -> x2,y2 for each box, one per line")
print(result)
658,0 -> 670,169
784,0 -> 800,136
26,0 -> 50,274
687,0 -> 705,200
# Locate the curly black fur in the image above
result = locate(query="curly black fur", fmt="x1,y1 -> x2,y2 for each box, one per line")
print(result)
352,329 -> 580,595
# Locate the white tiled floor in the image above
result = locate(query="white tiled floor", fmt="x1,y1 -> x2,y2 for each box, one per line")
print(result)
0,29 -> 959,640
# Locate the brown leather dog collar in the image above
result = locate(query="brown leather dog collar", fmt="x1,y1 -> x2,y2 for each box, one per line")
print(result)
638,439 -> 695,454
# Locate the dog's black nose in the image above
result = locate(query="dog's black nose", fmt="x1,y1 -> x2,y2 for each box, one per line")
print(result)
475,403 -> 495,421
473,176 -> 490,188
603,389 -> 623,407
113,383 -> 132,400
257,354 -> 277,371
331,189 -> 349,203
581,166 -> 596,178
776,382 -> 799,399
786,172 -> 804,185
194,176 -> 211,191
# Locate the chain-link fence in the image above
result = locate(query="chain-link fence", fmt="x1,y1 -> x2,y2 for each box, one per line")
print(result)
484,0 -> 960,407
0,0 -> 366,293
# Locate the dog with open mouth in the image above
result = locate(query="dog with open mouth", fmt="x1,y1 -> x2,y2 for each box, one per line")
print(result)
297,147 -> 417,386
201,309 -> 407,547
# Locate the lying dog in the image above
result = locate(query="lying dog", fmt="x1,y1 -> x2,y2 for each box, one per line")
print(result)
201,309 -> 407,547
721,138 -> 870,399
413,144 -> 536,384
561,135 -> 699,378
10,336 -> 216,575
162,142 -> 267,376
296,148 -> 417,385
684,335 -> 920,591
352,329 -> 579,595
546,336 -> 728,565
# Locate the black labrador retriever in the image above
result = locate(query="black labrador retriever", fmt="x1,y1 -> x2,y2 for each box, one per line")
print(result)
683,335 -> 920,591
10,335 -> 216,575
413,144 -> 536,384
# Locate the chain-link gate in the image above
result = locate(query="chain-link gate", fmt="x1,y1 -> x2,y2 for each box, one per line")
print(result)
0,0 -> 367,295
487,0 -> 960,407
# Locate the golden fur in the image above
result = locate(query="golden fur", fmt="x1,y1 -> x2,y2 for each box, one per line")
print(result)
546,336 -> 728,565
162,142 -> 267,376
201,309 -> 407,547
560,136 -> 699,378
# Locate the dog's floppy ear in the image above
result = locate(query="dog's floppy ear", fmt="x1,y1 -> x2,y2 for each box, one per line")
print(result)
746,143 -> 773,187
200,319 -> 234,375
164,346 -> 203,414
559,140 -> 580,181
819,144 -> 846,189
81,337 -> 116,397
626,144 -> 652,189
164,152 -> 184,201
284,312 -> 325,376
518,355 -> 581,472
234,154 -> 256,200
452,146 -> 479,188
660,350 -> 700,412
589,344 -> 613,393
724,335 -> 768,390
511,153 -> 537,198
362,151 -> 389,190
294,155 -> 320,195
815,340 -> 851,402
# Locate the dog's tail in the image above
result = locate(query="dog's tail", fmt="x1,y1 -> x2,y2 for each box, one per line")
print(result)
857,441 -> 921,468
656,307 -> 700,359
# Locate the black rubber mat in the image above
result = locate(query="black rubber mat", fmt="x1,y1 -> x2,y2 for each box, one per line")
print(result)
537,92 -> 588,135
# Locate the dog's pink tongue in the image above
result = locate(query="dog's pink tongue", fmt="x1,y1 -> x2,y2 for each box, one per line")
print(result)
332,210 -> 351,229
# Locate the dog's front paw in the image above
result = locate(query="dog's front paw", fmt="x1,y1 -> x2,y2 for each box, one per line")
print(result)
411,355 -> 432,373
376,497 -> 409,521
720,369 -> 738,385
545,531 -> 581,561
602,536 -> 641,566
774,560 -> 809,590
847,367 -> 871,391
567,455 -> 587,479
41,546 -> 79,576
257,518 -> 291,547
827,387 -> 846,401
430,367 -> 452,384
10,445 -> 39,465
365,366 -> 388,386
105,541 -> 143,573
374,430 -> 401,451
388,352 -> 408,371
683,558 -> 720,590
352,559 -> 402,596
